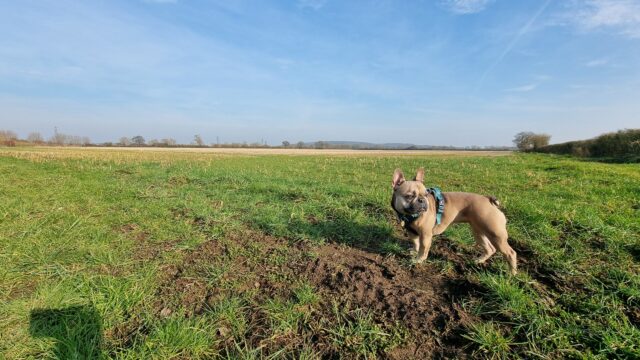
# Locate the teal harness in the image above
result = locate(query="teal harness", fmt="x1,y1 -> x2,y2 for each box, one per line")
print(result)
429,187 -> 446,225
397,187 -> 445,227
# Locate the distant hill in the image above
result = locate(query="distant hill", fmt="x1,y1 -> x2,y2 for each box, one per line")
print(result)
303,141 -> 426,149
303,140 -> 510,150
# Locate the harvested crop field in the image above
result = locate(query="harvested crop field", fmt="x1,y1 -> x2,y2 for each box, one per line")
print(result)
85,146 -> 510,156
1,147 -> 639,359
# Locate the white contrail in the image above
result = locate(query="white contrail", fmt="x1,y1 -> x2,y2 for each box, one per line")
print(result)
474,0 -> 552,93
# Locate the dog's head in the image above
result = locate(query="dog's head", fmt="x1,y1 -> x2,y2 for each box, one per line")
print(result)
391,168 -> 428,215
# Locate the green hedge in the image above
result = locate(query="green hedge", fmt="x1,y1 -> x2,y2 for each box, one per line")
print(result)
533,129 -> 640,160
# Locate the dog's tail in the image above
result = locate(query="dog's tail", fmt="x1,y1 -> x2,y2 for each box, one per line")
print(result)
487,196 -> 501,207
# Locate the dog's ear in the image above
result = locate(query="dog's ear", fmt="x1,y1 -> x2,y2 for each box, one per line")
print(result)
414,167 -> 425,183
392,169 -> 405,188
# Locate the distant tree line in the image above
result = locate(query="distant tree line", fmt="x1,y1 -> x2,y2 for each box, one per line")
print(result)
530,129 -> 640,161
49,128 -> 92,146
1,128 -> 515,151
281,140 -> 513,151
0,129 -> 90,147
109,136 -> 178,147
5,127 -> 638,157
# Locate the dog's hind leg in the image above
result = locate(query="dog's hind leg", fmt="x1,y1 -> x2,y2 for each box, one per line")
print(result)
488,230 -> 517,275
474,232 -> 496,264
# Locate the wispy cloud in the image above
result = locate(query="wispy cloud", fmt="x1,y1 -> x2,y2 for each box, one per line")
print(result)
442,0 -> 493,14
505,83 -> 538,92
533,74 -> 553,81
569,0 -> 640,38
503,74 -> 551,92
297,0 -> 327,10
585,58 -> 609,67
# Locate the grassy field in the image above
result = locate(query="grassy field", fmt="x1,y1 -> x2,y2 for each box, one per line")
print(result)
1,147 -> 639,359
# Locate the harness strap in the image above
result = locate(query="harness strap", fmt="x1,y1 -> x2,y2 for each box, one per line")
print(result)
427,187 -> 445,225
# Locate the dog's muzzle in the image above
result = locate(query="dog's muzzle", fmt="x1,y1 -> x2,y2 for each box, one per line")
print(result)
407,197 -> 427,213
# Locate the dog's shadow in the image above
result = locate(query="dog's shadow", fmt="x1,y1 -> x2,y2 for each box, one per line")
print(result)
29,305 -> 103,359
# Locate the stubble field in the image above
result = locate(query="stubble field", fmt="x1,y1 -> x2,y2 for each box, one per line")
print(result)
1,147 -> 639,359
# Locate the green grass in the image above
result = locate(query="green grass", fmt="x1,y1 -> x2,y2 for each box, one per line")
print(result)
463,322 -> 514,360
324,304 -> 407,358
1,147 -> 639,358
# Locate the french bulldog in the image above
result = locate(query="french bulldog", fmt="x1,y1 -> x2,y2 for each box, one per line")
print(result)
391,168 -> 517,274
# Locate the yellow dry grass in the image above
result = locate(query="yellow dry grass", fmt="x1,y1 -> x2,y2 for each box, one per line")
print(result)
0,146 -> 511,164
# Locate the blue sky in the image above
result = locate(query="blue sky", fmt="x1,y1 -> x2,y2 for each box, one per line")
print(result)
1,0 -> 639,146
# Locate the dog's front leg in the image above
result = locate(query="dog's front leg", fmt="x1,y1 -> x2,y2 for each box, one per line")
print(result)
416,232 -> 433,263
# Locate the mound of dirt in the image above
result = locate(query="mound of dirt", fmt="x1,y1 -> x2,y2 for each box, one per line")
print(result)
300,243 -> 477,358
150,232 -> 480,358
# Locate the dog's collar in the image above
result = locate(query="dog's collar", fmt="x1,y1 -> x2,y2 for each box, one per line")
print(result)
395,187 -> 445,227
397,211 -> 422,225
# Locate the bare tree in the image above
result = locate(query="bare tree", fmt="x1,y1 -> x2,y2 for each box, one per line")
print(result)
161,138 -> 177,146
314,141 -> 328,149
67,136 -> 83,146
0,130 -> 18,142
296,141 -> 305,149
513,132 -> 551,150
27,132 -> 44,144
118,137 -> 131,146
0,130 -> 18,146
49,128 -> 66,145
194,134 -> 204,146
282,140 -> 290,148
513,132 -> 532,150
531,134 -> 551,149
131,135 -> 145,146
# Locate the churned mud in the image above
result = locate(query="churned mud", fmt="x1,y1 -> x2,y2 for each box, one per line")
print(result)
301,242 -> 478,358
115,217 -> 605,358
148,231 -> 482,358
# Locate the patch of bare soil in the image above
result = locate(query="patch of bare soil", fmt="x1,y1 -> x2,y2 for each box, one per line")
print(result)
150,231 -> 480,358
627,244 -> 640,262
119,222 -> 180,262
302,242 -> 477,359
105,314 -> 148,352
627,308 -> 640,327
